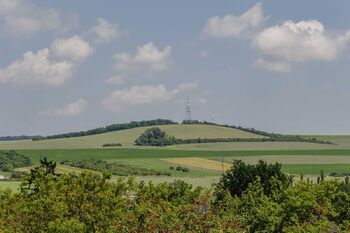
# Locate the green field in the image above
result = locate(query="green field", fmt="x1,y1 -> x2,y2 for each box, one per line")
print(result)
1,124 -> 350,188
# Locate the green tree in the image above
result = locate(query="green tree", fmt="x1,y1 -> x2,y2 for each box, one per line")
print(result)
215,160 -> 292,198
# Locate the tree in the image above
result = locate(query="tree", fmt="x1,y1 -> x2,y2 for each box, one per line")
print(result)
135,127 -> 177,146
215,160 -> 292,198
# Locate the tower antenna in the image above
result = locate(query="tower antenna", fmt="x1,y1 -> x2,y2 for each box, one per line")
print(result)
185,98 -> 192,122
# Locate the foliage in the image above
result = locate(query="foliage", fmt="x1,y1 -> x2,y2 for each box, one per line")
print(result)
215,160 -> 292,198
0,150 -> 32,172
1,159 -> 350,232
175,166 -> 190,173
33,119 -> 177,141
135,127 -> 178,146
60,159 -> 171,176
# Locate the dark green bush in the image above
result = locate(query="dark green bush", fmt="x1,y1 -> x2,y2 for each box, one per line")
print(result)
182,167 -> 190,172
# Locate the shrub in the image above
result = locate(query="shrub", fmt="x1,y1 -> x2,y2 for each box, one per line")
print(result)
102,143 -> 122,147
182,167 -> 190,172
176,166 -> 183,171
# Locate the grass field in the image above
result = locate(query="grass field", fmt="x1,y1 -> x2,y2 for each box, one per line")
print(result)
0,181 -> 21,191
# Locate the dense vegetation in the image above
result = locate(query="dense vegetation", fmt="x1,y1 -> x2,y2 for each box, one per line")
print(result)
135,127 -> 177,146
60,159 -> 171,176
1,159 -> 350,232
0,150 -> 32,172
135,127 -> 333,147
33,119 -> 177,141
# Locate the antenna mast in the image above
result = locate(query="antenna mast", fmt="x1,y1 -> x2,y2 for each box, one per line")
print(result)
185,98 -> 192,122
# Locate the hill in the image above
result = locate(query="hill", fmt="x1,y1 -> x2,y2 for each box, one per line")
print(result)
0,124 -> 263,150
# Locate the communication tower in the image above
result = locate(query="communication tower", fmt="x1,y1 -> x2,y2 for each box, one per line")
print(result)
185,98 -> 192,121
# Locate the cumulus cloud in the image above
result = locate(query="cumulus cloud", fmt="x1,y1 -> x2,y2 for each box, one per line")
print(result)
252,20 -> 350,71
51,36 -> 94,61
111,42 -> 171,83
0,36 -> 92,85
0,49 -> 73,86
0,0 -> 77,36
87,18 -> 123,44
202,2 -> 266,38
44,99 -> 87,117
102,82 -> 197,112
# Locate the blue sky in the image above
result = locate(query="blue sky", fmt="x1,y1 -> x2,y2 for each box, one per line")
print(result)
1,0 -> 350,135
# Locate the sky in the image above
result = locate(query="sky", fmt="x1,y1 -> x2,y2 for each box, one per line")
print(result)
1,0 -> 350,135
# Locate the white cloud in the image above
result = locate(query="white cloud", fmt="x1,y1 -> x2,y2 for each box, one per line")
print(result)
111,42 -> 171,83
252,20 -> 350,71
88,18 -> 122,44
254,58 -> 291,73
102,82 -> 198,112
0,0 -> 77,36
44,99 -> 87,117
0,35 -> 93,86
0,49 -> 73,86
51,36 -> 94,61
202,2 -> 266,38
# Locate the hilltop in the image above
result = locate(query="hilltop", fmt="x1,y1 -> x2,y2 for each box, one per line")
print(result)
0,123 -> 263,150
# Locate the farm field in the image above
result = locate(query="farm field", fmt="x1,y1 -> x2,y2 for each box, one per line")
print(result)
8,147 -> 350,180
1,124 -> 350,188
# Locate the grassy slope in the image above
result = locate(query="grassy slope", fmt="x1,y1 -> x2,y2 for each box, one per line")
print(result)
0,124 -> 263,150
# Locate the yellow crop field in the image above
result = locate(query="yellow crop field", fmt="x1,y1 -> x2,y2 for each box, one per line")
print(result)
162,157 -> 232,171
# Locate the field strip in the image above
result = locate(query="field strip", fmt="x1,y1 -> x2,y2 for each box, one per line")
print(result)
221,155 -> 350,164
162,157 -> 232,171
